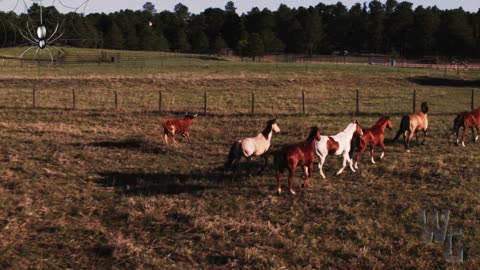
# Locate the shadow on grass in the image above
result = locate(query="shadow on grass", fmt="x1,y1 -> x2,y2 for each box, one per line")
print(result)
95,171 -> 227,196
409,76 -> 480,87
73,138 -> 167,154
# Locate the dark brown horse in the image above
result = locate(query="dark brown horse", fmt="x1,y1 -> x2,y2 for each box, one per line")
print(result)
274,126 -> 321,195
393,102 -> 429,152
452,108 -> 480,147
351,116 -> 393,169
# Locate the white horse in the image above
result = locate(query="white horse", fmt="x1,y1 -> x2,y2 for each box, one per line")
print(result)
225,119 -> 280,171
315,121 -> 363,179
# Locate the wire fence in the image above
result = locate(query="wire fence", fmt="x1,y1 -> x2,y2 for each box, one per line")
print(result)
1,87 -> 477,116
1,52 -> 480,71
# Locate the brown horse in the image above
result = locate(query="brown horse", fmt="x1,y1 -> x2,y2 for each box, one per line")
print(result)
452,108 -> 480,147
393,102 -> 429,152
275,126 -> 321,195
351,116 -> 393,169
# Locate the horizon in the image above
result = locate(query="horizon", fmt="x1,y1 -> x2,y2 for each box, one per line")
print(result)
0,0 -> 478,15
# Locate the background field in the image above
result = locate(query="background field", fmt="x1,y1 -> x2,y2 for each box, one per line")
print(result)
0,51 -> 479,269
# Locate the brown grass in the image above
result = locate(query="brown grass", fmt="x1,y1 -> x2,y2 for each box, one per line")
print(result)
0,61 -> 478,268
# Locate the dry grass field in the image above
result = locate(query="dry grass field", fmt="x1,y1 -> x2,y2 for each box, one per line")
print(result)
0,51 -> 479,269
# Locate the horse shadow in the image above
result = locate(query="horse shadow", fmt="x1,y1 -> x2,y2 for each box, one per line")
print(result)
95,170 -> 227,196
73,137 -> 167,154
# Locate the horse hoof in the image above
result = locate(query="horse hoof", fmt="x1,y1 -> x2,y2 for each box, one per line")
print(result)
290,190 -> 296,195
406,150 -> 411,153
278,189 -> 282,195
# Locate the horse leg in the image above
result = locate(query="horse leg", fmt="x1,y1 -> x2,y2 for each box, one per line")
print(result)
277,169 -> 284,195
370,147 -> 375,164
461,126 -> 467,147
455,126 -> 461,146
406,130 -> 415,152
355,145 -> 366,169
164,132 -> 169,144
304,162 -> 314,187
318,155 -> 326,179
421,129 -> 428,145
347,151 -> 356,173
379,142 -> 386,160
185,132 -> 191,142
475,125 -> 480,142
260,155 -> 269,173
301,165 -> 309,187
288,162 -> 297,195
471,127 -> 476,143
336,152 -> 349,175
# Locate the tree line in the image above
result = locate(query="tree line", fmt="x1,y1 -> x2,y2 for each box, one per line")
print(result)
1,1 -> 479,58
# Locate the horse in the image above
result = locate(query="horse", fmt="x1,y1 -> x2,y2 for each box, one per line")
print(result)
224,119 -> 280,173
275,126 -> 321,195
351,116 -> 393,169
163,113 -> 198,144
452,108 -> 480,147
393,102 -> 429,152
315,121 -> 363,179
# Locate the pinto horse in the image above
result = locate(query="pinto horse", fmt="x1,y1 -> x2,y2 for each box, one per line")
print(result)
393,102 -> 429,152
351,116 -> 393,169
315,121 -> 363,179
225,119 -> 280,172
275,126 -> 321,195
452,108 -> 480,147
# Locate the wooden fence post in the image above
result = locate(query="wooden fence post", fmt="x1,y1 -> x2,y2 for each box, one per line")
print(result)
251,93 -> 255,115
204,91 -> 207,115
471,89 -> 475,110
413,89 -> 416,113
72,89 -> 76,110
302,90 -> 306,114
356,89 -> 359,114
32,86 -> 36,109
158,91 -> 162,112
114,91 -> 118,110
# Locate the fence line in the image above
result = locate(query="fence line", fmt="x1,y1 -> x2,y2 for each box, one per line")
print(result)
12,87 -> 477,116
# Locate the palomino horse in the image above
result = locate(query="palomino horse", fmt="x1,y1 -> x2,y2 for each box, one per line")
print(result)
275,126 -> 321,195
315,121 -> 363,179
452,108 -> 480,147
225,119 -> 280,172
351,116 -> 393,169
393,102 -> 429,152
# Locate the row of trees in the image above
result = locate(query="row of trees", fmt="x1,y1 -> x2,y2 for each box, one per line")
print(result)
1,1 -> 480,58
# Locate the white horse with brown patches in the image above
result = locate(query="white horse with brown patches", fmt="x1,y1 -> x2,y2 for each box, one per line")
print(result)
315,121 -> 363,179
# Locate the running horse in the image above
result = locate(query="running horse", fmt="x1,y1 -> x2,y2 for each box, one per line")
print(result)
393,102 -> 429,152
275,126 -> 321,195
225,119 -> 280,172
351,116 -> 393,169
315,121 -> 363,179
452,108 -> 480,147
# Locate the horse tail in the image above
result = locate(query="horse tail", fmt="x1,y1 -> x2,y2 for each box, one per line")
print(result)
452,113 -> 465,133
393,115 -> 409,141
225,141 -> 241,169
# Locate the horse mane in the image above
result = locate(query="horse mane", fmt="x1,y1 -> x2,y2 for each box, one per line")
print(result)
261,119 -> 277,138
372,116 -> 390,129
306,126 -> 320,141
421,102 -> 429,114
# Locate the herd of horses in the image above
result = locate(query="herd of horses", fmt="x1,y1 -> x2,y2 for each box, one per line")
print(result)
163,103 -> 480,195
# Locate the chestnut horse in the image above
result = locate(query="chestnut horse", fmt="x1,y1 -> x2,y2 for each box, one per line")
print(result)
351,116 -> 393,169
315,121 -> 363,179
393,102 -> 429,152
275,126 -> 321,195
225,119 -> 280,171
452,108 -> 480,147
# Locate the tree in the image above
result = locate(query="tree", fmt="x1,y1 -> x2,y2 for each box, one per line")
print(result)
367,0 -> 386,53
298,7 -> 322,55
143,2 -> 157,14
104,21 -> 124,50
246,33 -> 265,60
410,6 -> 439,56
437,8 -> 475,56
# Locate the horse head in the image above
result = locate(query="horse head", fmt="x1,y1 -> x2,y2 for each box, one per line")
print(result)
353,120 -> 363,136
268,119 -> 280,133
185,112 -> 198,119
421,102 -> 429,114
384,116 -> 393,130
308,126 -> 321,141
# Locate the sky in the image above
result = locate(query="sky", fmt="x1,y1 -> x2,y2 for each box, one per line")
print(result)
1,0 -> 479,14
